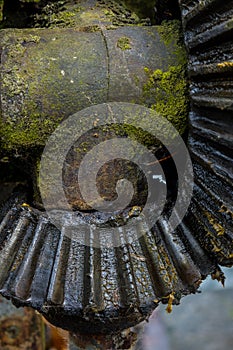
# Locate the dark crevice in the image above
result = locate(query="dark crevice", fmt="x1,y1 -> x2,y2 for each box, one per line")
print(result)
100,29 -> 110,101
1,0 -> 182,28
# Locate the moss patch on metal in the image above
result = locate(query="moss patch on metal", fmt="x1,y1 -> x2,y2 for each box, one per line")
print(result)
33,1 -> 83,28
0,0 -> 4,22
117,36 -> 132,50
0,10 -> 189,155
142,20 -> 189,135
33,0 -> 147,29
143,65 -> 189,135
0,28 -> 107,152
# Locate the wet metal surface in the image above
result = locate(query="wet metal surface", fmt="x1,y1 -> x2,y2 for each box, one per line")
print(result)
0,0 -> 232,345
179,0 -> 233,266
0,188 -> 219,335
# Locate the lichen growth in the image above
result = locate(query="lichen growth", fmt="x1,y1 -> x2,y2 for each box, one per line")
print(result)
206,212 -> 225,236
219,205 -> 233,219
217,61 -> 233,68
117,36 -> 132,50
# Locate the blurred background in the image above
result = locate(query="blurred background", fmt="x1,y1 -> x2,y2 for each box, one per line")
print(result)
139,267 -> 233,350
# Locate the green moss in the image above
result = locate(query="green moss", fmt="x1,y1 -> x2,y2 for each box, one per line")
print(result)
157,20 -> 182,44
226,18 -> 233,29
33,0 -> 146,29
0,18 -> 188,155
0,0 -> 3,21
34,10 -> 78,28
143,65 -> 189,135
0,28 -> 106,152
0,114 -> 62,151
96,0 -> 145,26
117,36 -> 132,50
33,1 -> 83,28
142,20 -> 189,135
22,34 -> 41,43
70,122 -> 157,164
157,20 -> 187,67
42,10 -> 76,28
110,124 -> 157,149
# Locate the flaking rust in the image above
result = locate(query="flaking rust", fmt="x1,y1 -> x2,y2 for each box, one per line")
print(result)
0,295 -> 45,350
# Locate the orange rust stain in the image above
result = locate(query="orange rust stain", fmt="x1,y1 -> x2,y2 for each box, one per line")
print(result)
43,317 -> 69,350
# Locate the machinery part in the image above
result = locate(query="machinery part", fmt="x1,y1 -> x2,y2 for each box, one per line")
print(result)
179,0 -> 233,266
0,0 -> 232,347
0,23 -> 187,152
0,187 -> 220,335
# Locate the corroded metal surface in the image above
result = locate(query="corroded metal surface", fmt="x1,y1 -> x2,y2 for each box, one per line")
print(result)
0,188 -> 219,335
0,25 -> 183,151
0,295 -> 45,350
0,0 -> 232,343
179,0 -> 233,266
